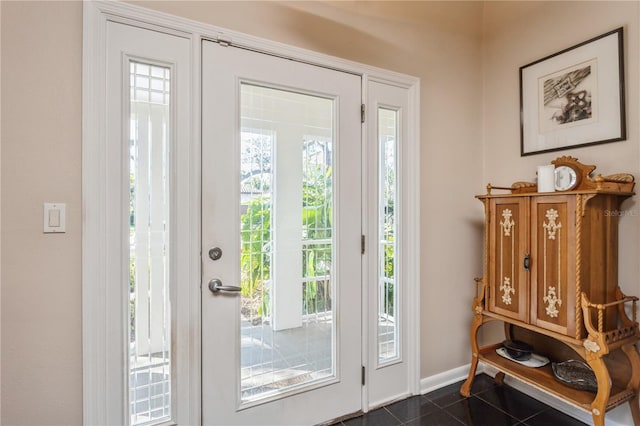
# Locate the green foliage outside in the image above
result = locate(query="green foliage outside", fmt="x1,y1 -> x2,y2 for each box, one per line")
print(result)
240,196 -> 272,319
239,161 -> 397,322
240,164 -> 334,321
301,165 -> 332,316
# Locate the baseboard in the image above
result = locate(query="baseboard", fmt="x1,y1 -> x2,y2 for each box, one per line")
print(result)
421,364 -> 633,426
420,363 -> 472,394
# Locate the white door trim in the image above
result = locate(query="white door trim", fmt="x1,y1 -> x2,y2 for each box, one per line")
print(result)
83,1 -> 420,424
82,4 -> 200,425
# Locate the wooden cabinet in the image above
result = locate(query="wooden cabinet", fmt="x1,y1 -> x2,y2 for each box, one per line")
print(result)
461,157 -> 640,426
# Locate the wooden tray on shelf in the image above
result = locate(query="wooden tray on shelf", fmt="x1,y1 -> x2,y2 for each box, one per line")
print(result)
478,344 -> 635,412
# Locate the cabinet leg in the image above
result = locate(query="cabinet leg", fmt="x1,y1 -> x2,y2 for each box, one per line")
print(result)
621,344 -> 640,425
460,314 -> 483,397
585,356 -> 611,426
591,410 -> 605,426
460,353 -> 478,397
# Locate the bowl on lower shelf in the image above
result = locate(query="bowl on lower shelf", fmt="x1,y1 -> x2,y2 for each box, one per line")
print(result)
551,359 -> 598,392
502,339 -> 533,361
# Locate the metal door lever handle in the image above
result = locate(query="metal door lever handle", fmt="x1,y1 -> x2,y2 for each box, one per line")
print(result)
208,278 -> 241,294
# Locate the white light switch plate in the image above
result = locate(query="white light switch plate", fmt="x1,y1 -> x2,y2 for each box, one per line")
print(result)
44,203 -> 66,233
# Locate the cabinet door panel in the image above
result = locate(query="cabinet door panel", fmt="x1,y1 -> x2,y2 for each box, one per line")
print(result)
488,198 -> 528,322
530,196 -> 576,336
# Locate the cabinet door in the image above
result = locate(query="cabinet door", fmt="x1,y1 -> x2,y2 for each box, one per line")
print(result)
488,198 -> 528,322
530,196 -> 577,336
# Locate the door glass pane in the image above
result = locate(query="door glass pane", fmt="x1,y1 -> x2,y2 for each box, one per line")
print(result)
240,83 -> 335,402
378,107 -> 399,364
128,61 -> 172,425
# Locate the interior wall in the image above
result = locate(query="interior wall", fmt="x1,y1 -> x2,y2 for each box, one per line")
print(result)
0,1 -> 83,425
5,1 -> 638,425
482,2 -> 640,422
1,1 -> 484,424
0,1 -> 3,421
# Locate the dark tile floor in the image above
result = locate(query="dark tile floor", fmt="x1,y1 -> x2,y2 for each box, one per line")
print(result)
332,374 -> 587,426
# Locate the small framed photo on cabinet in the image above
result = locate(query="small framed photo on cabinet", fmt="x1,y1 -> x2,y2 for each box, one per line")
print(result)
520,28 -> 625,156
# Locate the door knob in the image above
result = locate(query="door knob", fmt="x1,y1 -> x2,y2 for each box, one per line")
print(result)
208,278 -> 241,294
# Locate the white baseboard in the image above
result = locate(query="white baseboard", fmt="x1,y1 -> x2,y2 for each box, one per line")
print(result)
420,363 -> 472,394
420,363 -> 633,426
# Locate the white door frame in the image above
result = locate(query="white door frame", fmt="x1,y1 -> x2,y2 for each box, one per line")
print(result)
82,1 -> 420,424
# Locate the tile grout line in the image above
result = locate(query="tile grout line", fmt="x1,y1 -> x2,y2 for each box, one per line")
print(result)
381,406 -> 403,425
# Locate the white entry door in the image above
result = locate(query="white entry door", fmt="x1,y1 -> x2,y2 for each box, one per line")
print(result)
202,40 -> 363,425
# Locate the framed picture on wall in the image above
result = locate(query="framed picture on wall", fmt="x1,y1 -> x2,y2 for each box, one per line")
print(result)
520,27 -> 625,156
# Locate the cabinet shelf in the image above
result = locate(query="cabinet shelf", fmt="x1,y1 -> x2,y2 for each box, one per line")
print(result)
478,344 -> 635,413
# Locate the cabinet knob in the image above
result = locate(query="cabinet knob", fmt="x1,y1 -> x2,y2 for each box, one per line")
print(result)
524,253 -> 531,271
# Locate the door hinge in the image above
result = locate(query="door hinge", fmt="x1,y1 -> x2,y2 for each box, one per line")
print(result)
361,235 -> 365,254
361,104 -> 365,124
217,34 -> 232,47
361,365 -> 366,386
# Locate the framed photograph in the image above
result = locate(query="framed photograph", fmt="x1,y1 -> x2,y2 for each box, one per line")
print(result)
520,28 -> 625,156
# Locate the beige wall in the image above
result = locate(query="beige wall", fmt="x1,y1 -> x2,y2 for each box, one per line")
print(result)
1,1 -> 638,425
0,0 -> 3,422
1,1 -> 83,425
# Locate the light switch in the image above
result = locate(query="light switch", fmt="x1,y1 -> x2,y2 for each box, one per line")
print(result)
49,208 -> 60,227
44,203 -> 66,233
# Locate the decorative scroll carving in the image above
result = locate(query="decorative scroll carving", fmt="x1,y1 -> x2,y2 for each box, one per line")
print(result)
500,277 -> 515,305
584,339 -> 601,353
543,209 -> 561,240
500,209 -> 515,236
499,208 -> 516,306
544,286 -> 562,318
543,208 -> 562,318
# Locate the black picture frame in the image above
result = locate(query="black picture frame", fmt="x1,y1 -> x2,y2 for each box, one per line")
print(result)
520,28 -> 625,156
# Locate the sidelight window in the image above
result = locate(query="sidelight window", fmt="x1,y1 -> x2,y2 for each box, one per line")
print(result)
128,61 -> 172,426
378,107 -> 399,364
